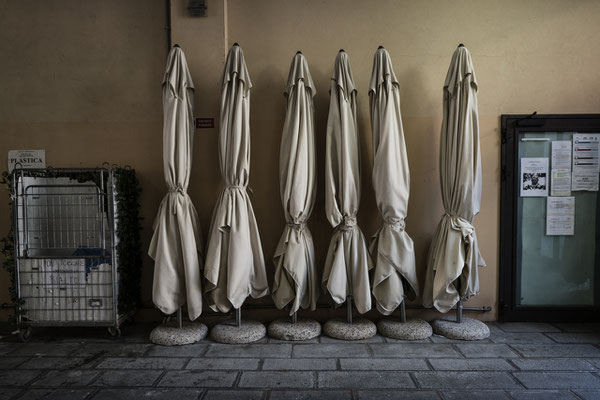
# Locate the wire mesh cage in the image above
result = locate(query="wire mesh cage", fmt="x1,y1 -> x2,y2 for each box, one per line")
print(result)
11,168 -> 139,340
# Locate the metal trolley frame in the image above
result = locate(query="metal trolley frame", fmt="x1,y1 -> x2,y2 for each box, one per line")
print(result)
11,168 -> 133,341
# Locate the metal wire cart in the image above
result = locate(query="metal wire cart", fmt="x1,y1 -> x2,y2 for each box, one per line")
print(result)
9,167 -> 141,341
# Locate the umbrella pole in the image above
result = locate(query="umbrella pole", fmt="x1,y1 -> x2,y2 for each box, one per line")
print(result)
400,300 -> 407,324
235,308 -> 242,327
346,296 -> 353,325
457,299 -> 463,324
177,307 -> 183,329
292,311 -> 297,324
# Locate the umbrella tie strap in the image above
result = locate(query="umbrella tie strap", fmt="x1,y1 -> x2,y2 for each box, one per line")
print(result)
168,187 -> 186,195
225,185 -> 245,190
168,187 -> 187,214
385,217 -> 405,232
444,213 -> 474,237
339,215 -> 357,231
287,221 -> 306,233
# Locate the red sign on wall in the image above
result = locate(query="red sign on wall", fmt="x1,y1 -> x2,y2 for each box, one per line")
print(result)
196,118 -> 214,129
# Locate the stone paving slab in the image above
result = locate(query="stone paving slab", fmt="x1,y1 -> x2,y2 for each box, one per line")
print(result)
93,370 -> 163,386
455,343 -> 519,358
488,332 -> 554,344
357,390 -> 441,399
428,358 -> 514,371
238,371 -> 314,388
18,357 -> 88,370
0,356 -> 27,369
545,332 -> 600,344
513,372 -> 600,389
320,334 -> 385,343
575,390 -> 600,400
144,343 -> 208,357
587,359 -> 600,369
496,323 -> 561,333
76,343 -> 151,357
187,357 -> 260,370
441,390 -> 509,400
32,370 -> 99,387
157,370 -> 237,387
369,343 -> 461,358
8,343 -> 80,357
0,369 -> 42,386
512,358 -> 596,371
339,358 -> 429,371
317,371 -> 415,389
18,388 -> 93,400
429,335 -> 491,344
414,371 -> 522,389
554,323 -> 600,332
203,389 -> 262,400
3,322 -> 600,398
269,390 -> 351,400
268,337 -> 320,344
511,344 -> 600,358
292,344 -> 370,358
0,344 -> 16,356
96,356 -> 187,369
90,388 -> 204,400
204,344 -> 292,358
263,358 -> 337,370
508,390 -> 579,399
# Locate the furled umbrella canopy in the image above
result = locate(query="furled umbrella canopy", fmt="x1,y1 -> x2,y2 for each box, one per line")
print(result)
423,45 -> 486,313
204,44 -> 269,313
272,52 -> 319,315
322,50 -> 373,314
149,46 -> 203,321
369,47 -> 418,315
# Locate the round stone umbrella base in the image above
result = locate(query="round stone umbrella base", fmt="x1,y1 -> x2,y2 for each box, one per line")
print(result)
377,318 -> 432,340
323,318 -> 377,341
268,318 -> 321,341
431,316 -> 490,340
210,319 -> 266,344
149,322 -> 208,346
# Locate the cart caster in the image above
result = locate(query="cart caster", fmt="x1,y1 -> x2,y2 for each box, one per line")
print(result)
19,327 -> 32,342
108,326 -> 121,337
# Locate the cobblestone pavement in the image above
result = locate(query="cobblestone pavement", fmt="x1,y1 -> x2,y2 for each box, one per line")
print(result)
1,322 -> 600,399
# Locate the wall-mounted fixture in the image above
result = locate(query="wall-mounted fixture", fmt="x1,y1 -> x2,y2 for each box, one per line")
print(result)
188,0 -> 206,17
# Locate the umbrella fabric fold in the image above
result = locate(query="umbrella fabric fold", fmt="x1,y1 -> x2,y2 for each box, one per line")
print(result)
423,46 -> 486,313
272,53 -> 319,315
204,45 -> 269,313
368,48 -> 418,316
322,51 -> 374,315
149,46 -> 204,321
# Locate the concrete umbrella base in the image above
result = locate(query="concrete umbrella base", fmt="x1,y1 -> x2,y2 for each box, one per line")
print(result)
431,316 -> 490,341
377,318 -> 433,341
210,319 -> 266,344
149,322 -> 208,346
323,318 -> 377,341
268,318 -> 321,341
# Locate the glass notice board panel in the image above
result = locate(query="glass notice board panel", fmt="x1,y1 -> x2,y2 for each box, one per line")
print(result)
500,115 -> 600,321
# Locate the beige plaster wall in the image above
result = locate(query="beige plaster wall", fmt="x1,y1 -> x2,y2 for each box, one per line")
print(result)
0,0 -> 167,318
1,0 -> 600,323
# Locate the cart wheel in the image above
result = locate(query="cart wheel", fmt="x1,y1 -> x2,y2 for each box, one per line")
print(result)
108,327 -> 121,337
19,327 -> 32,343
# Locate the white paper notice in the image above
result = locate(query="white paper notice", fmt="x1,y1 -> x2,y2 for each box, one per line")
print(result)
552,141 -> 572,169
546,196 -> 575,236
551,169 -> 572,196
521,157 -> 549,197
7,149 -> 46,172
572,133 -> 600,191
